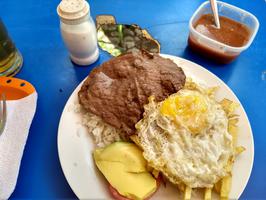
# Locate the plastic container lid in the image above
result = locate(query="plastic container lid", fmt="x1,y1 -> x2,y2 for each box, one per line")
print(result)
57,0 -> 90,21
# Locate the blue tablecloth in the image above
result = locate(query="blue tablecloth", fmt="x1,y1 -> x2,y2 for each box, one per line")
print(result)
1,0 -> 266,199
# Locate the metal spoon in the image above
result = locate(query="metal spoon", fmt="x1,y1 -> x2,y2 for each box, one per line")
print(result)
210,0 -> 220,29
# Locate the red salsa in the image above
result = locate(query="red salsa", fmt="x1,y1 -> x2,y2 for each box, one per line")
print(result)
188,14 -> 251,63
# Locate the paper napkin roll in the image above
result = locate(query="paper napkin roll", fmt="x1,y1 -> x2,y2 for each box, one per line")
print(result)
0,92 -> 37,199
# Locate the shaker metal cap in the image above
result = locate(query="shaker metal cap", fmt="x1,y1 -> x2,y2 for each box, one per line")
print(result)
57,0 -> 90,21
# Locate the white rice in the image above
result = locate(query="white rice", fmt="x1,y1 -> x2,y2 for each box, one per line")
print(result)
73,103 -> 123,147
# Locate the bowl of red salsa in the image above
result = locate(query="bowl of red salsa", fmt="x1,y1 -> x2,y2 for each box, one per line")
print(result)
188,1 -> 259,64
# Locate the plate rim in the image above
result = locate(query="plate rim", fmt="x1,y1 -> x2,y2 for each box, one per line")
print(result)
57,54 -> 254,199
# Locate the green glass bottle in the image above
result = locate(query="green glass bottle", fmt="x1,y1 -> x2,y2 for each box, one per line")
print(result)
0,19 -> 23,76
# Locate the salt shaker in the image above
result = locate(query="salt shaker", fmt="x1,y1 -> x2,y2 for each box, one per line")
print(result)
57,0 -> 99,65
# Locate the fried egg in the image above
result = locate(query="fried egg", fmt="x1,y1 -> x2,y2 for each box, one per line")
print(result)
136,83 -> 234,188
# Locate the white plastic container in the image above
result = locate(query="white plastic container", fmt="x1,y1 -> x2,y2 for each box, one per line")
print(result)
57,0 -> 99,65
188,1 -> 259,63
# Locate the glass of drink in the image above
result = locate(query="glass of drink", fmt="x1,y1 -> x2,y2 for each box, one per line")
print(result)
0,19 -> 23,77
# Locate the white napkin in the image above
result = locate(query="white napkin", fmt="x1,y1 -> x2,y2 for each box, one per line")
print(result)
0,92 -> 37,199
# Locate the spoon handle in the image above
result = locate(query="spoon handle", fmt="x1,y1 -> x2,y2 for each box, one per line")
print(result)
210,0 -> 220,29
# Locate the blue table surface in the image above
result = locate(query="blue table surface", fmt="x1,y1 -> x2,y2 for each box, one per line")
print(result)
1,0 -> 266,199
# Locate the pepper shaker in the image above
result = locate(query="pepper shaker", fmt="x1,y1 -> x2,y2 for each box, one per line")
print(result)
57,0 -> 99,65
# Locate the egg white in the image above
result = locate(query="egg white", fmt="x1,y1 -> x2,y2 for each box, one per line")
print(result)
136,88 -> 234,188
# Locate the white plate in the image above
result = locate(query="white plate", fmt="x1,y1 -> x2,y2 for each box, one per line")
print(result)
58,55 -> 254,199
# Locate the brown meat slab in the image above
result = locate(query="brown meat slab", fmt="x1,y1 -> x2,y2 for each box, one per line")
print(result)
78,51 -> 186,136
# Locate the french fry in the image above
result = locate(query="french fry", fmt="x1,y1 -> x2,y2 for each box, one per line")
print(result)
220,175 -> 232,200
220,149 -> 233,197
228,113 -> 239,119
228,102 -> 238,148
224,158 -> 233,173
184,78 -> 197,90
228,118 -> 239,126
235,146 -> 245,155
228,123 -> 238,146
184,186 -> 192,200
219,98 -> 240,200
214,180 -> 222,193
206,86 -> 219,96
220,99 -> 239,116
204,188 -> 212,200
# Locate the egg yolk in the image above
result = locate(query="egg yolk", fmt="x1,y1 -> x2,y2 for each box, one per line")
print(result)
160,92 -> 208,134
